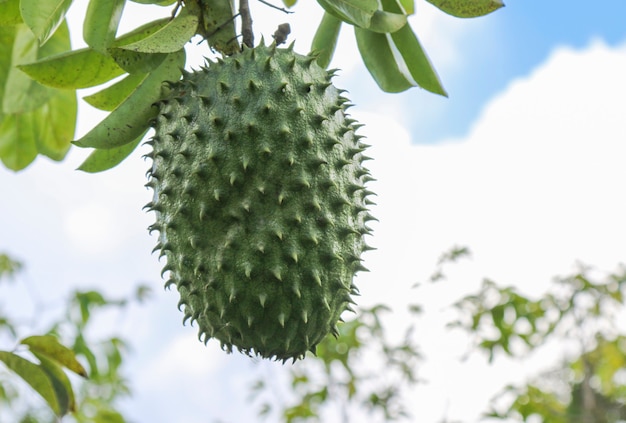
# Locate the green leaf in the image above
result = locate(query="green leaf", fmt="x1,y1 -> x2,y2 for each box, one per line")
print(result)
0,0 -> 21,25
108,18 -> 170,73
426,0 -> 504,18
3,24 -> 51,114
317,0 -> 406,33
74,49 -> 185,149
389,23 -> 447,96
112,18 -> 170,46
19,0 -> 73,45
134,284 -> 153,302
0,26 -> 17,105
32,86 -> 77,160
317,0 -> 377,28
34,353 -> 75,414
368,9 -> 407,33
130,0 -> 177,4
398,0 -> 414,14
4,21 -> 70,113
73,335 -> 98,376
0,253 -> 23,279
93,409 -> 126,423
17,47 -> 125,89
195,0 -> 239,55
378,0 -> 447,95
83,0 -> 126,53
310,12 -> 342,69
0,350 -> 61,415
21,335 -> 88,377
108,49 -> 166,74
0,109 -> 39,170
117,7 -> 198,53
354,27 -> 413,93
83,72 -> 146,111
0,87 -> 76,169
77,129 -> 145,173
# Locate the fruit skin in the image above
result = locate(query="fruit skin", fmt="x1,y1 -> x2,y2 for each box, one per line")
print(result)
145,43 -> 374,361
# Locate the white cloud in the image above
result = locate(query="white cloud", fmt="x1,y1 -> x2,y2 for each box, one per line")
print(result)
351,39 -> 626,421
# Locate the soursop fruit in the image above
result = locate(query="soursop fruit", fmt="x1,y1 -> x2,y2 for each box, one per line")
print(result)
146,43 -> 374,361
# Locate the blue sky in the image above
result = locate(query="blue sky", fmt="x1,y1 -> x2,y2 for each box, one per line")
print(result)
1,1 -> 626,422
349,1 -> 626,144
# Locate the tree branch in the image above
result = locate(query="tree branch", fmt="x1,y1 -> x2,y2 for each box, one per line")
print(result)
239,0 -> 254,48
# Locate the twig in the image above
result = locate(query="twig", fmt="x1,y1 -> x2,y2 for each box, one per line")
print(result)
258,0 -> 294,14
239,0 -> 254,48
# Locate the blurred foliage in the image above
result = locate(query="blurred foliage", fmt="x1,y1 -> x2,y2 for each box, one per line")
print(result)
249,245 -> 472,422
0,253 -> 149,422
256,247 -> 626,423
250,304 -> 423,422
0,253 -> 23,279
450,263 -> 626,422
3,246 -> 625,423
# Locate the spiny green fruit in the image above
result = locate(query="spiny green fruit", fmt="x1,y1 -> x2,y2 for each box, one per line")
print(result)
145,43 -> 375,361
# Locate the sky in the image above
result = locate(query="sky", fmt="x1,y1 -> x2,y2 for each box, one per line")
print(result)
1,1 -> 626,422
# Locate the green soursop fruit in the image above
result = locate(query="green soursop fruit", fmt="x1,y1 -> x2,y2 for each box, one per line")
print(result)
145,43 -> 375,361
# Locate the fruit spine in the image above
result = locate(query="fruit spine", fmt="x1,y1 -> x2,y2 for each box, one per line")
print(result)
145,43 -> 375,361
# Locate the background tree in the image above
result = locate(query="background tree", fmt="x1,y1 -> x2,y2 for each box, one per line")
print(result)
450,262 -> 626,422
0,252 -> 150,422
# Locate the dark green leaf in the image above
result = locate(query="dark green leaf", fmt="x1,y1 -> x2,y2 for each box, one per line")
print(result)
0,0 -> 21,25
0,351 -> 61,415
354,27 -> 413,93
108,49 -> 166,74
74,49 -> 185,149
310,12 -> 342,69
77,129 -> 145,173
117,7 -> 198,53
34,353 -> 75,414
83,72 -> 146,111
73,335 -> 98,377
426,0 -> 504,18
195,0 -> 239,55
19,0 -> 73,45
83,0 -> 126,53
21,335 -> 88,377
